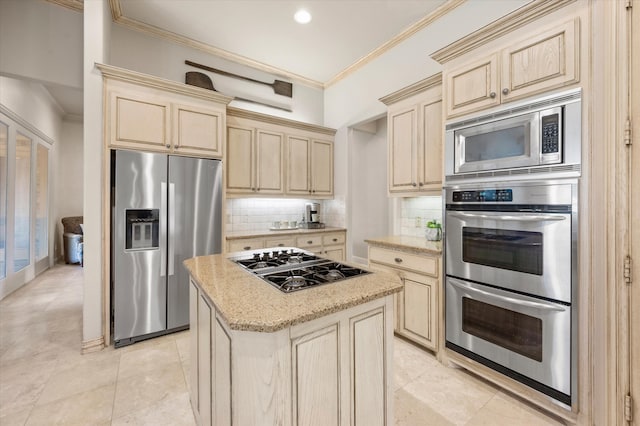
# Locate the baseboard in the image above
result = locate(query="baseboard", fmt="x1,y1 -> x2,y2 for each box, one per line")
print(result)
81,336 -> 105,354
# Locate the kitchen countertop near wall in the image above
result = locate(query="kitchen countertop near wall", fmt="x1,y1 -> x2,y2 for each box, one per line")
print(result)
226,226 -> 346,240
365,235 -> 442,255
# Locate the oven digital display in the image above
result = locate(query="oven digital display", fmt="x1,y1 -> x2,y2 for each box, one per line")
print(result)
452,189 -> 512,202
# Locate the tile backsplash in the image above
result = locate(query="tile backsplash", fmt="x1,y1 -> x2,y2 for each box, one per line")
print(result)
399,196 -> 443,237
226,198 -> 345,233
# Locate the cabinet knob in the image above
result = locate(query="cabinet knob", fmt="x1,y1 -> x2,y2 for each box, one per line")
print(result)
166,143 -> 171,148
489,92 -> 496,99
502,88 -> 510,95
307,240 -> 313,244
412,182 -> 417,187
243,246 -> 251,250
278,243 -> 285,247
332,238 -> 338,242
394,257 -> 403,263
312,189 -> 316,193
419,182 -> 424,187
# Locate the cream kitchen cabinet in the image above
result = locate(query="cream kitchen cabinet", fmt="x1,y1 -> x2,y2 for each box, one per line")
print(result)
100,64 -> 231,158
286,137 -> 334,197
226,124 -> 284,195
368,244 -> 439,352
439,18 -> 580,119
380,74 -> 443,195
227,107 -> 336,199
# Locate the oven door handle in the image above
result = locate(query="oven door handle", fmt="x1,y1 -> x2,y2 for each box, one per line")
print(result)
448,278 -> 566,312
448,212 -> 566,222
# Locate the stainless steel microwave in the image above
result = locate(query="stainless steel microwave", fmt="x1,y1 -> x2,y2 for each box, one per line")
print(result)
444,89 -> 581,183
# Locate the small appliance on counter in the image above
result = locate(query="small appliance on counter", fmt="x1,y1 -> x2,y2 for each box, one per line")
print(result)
300,202 -> 325,229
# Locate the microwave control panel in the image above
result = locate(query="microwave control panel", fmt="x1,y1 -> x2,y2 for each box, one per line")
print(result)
541,114 -> 560,154
452,189 -> 513,202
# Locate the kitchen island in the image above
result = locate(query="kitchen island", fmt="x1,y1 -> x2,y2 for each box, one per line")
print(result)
184,252 -> 403,426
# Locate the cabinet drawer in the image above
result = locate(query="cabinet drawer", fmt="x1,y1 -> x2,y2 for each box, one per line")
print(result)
228,239 -> 265,252
322,233 -> 345,245
265,237 -> 295,248
296,235 -> 322,248
369,246 -> 438,277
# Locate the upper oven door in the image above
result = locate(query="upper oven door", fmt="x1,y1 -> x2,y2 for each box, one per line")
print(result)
445,209 -> 571,302
454,112 -> 540,174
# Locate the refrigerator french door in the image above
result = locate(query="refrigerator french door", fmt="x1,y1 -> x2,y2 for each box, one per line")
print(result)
112,150 -> 222,347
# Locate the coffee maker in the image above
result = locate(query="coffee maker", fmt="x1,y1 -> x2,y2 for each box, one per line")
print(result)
301,202 -> 324,229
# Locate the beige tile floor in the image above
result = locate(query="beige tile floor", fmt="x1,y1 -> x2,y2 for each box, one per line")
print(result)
0,264 -> 565,425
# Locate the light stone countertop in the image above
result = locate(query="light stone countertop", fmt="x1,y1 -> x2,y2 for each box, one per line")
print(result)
184,254 -> 403,332
226,226 -> 346,240
365,235 -> 442,256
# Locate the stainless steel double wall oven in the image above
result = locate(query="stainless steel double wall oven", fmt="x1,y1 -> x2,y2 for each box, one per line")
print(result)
443,90 -> 581,406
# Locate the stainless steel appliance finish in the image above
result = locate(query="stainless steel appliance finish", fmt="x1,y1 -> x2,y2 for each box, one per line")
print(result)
444,181 -> 578,405
230,247 -> 370,293
112,150 -> 222,347
444,89 -> 581,184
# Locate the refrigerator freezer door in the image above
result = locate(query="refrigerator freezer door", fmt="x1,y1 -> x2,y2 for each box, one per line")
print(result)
113,150 -> 168,344
167,156 -> 222,330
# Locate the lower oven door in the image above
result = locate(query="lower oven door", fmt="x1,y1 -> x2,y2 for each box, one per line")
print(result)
445,277 -> 571,403
445,209 -> 572,302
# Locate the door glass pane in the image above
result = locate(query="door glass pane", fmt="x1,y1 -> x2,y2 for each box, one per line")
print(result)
36,144 -> 48,260
462,297 -> 543,362
14,133 -> 31,272
0,123 -> 7,278
462,226 -> 543,275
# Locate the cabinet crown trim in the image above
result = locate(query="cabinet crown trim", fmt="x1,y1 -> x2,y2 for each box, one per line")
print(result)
97,63 -> 234,105
227,107 -> 336,136
379,73 -> 443,106
430,0 -> 576,64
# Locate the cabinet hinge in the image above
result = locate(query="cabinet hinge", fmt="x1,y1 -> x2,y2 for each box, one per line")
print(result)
625,393 -> 633,422
624,118 -> 632,146
625,255 -> 633,284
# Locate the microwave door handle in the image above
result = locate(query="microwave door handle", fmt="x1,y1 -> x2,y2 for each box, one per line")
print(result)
448,212 -> 566,222
448,278 -> 566,312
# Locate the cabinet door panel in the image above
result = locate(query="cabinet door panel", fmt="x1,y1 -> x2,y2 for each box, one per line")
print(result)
446,54 -> 499,118
501,19 -> 579,102
292,324 -> 340,426
388,106 -> 418,193
214,317 -> 232,426
197,296 -> 212,426
287,136 -> 311,195
311,140 -> 333,196
189,281 -> 199,412
111,93 -> 170,150
256,130 -> 284,194
420,99 -> 443,189
324,246 -> 344,261
173,104 -> 223,157
227,126 -> 254,193
400,275 -> 437,351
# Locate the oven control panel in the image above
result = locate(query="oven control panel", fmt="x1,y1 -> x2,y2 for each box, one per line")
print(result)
452,189 -> 513,202
541,114 -> 560,154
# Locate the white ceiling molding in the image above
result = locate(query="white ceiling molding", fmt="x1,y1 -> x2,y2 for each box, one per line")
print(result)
108,0 -> 323,90
324,0 -> 465,88
44,0 -> 83,13
0,105 -> 56,145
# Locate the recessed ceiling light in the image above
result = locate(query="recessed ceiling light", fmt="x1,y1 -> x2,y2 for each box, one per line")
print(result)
294,9 -> 312,24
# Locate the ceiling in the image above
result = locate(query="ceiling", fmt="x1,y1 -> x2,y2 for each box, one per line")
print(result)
43,0 -> 453,118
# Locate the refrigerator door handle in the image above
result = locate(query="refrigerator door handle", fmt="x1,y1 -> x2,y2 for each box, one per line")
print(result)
160,182 -> 167,277
169,183 -> 176,276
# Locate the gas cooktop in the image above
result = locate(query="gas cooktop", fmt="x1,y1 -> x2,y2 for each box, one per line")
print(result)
229,247 -> 370,293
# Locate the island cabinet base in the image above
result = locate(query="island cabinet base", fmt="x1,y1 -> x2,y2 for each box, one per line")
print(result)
189,279 -> 395,426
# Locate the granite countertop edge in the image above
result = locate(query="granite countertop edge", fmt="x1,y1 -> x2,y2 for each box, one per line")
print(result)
365,235 -> 442,255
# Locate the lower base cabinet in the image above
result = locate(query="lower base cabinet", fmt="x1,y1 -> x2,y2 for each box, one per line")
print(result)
189,278 -> 394,426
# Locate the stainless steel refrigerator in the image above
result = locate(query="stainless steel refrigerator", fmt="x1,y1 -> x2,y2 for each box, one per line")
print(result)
111,150 -> 222,347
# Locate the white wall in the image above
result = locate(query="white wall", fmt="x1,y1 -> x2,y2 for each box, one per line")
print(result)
109,25 -> 325,125
53,121 -> 83,261
0,0 -> 83,90
348,119 -> 390,262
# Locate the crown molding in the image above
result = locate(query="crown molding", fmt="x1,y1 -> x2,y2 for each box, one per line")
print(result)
325,0 -> 465,88
430,0 -> 576,64
96,63 -> 234,105
45,0 -> 84,12
0,105 -> 56,145
227,107 -> 336,136
379,72 -> 443,106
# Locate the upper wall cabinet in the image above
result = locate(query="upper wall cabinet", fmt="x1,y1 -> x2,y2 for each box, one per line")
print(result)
99,64 -> 232,158
380,74 -> 443,196
434,16 -> 580,120
226,107 -> 336,199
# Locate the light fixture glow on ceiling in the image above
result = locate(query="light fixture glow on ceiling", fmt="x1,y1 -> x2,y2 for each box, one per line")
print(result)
294,9 -> 312,24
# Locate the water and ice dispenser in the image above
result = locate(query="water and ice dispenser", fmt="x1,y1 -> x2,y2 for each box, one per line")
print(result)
125,209 -> 159,250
